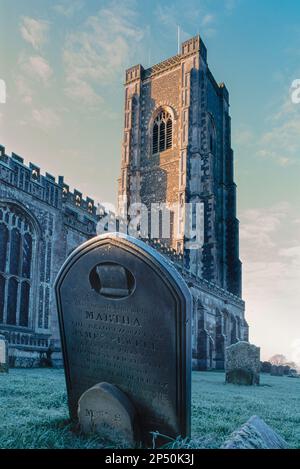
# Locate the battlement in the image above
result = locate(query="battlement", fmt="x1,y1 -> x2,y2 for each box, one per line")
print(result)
0,145 -> 97,216
125,64 -> 144,83
181,35 -> 207,61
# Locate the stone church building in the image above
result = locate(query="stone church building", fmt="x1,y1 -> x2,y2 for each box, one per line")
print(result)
0,145 -> 98,365
118,35 -> 248,368
0,35 -> 248,369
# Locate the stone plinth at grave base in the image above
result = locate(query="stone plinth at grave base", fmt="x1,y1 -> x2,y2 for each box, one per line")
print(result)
0,334 -> 8,373
78,382 -> 139,448
221,415 -> 289,449
225,341 -> 260,385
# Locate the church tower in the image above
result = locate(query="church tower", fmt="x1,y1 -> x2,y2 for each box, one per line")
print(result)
118,35 -> 242,298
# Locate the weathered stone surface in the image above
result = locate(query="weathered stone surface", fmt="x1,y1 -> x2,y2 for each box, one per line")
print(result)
55,232 -> 192,445
271,365 -> 284,376
225,341 -> 260,385
0,334 -> 8,373
78,382 -> 138,447
222,415 -> 289,449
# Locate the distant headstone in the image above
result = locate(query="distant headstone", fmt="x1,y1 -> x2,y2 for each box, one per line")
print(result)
55,233 -> 192,446
271,365 -> 284,376
0,334 -> 8,373
221,415 -> 289,449
78,382 -> 138,447
260,361 -> 272,373
225,341 -> 260,385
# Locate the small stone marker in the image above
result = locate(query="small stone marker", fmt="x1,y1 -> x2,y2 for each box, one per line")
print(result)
55,233 -> 192,445
222,415 -> 289,449
0,334 -> 8,373
225,341 -> 260,385
78,382 -> 138,447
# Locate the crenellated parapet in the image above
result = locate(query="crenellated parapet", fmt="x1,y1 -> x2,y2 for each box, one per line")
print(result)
0,145 -> 98,234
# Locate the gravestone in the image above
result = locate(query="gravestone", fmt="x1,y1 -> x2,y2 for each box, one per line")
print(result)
260,361 -> 272,373
222,415 -> 289,449
271,365 -> 284,376
78,382 -> 138,447
225,341 -> 260,385
0,334 -> 8,373
55,233 -> 192,445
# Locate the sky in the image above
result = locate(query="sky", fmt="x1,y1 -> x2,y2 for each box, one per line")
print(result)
0,0 -> 300,363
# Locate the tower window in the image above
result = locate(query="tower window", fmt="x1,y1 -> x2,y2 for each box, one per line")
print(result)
208,113 -> 216,154
152,111 -> 173,154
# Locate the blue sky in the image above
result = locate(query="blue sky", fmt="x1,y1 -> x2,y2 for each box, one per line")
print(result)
0,0 -> 300,362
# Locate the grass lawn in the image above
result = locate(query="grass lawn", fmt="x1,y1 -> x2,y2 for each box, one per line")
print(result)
0,368 -> 299,449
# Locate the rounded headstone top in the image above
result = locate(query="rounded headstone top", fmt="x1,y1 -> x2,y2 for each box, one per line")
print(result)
55,232 -> 192,303
78,382 -> 139,448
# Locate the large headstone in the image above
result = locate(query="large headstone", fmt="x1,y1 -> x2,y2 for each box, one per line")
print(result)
0,334 -> 8,373
225,341 -> 260,385
55,233 -> 192,445
78,382 -> 138,447
222,415 -> 289,449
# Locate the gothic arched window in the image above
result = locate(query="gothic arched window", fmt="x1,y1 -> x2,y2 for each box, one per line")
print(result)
152,110 -> 173,154
0,203 -> 36,328
208,114 -> 216,155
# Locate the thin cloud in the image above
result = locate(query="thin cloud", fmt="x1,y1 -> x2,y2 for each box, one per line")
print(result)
255,86 -> 300,166
232,125 -> 254,145
20,17 -> 50,50
63,1 -> 144,105
19,55 -> 53,84
240,203 -> 300,363
64,78 -> 103,106
156,3 -> 216,40
31,108 -> 61,130
53,1 -> 84,18
225,0 -> 239,11
234,93 -> 300,167
258,117 -> 300,166
240,203 -> 289,252
15,76 -> 34,104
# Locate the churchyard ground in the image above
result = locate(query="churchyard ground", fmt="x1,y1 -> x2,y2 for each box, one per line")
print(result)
0,369 -> 299,449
